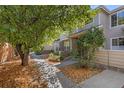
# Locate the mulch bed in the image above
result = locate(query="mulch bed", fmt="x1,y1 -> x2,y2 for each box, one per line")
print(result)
0,59 -> 47,88
59,64 -> 102,84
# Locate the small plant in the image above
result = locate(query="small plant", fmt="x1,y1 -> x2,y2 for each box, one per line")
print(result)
48,53 -> 60,62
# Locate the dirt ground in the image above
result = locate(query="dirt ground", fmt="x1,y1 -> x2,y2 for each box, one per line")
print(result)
0,59 -> 47,88
59,64 -> 102,84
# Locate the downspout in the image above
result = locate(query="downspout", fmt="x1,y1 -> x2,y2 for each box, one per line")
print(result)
107,49 -> 110,69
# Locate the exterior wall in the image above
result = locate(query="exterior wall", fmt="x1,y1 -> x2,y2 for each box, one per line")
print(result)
59,41 -> 64,51
109,9 -> 124,50
71,38 -> 78,52
83,14 -> 100,30
93,14 -> 100,26
52,34 -> 69,53
53,41 -> 60,53
55,6 -> 124,52
59,40 -> 70,58
99,12 -> 110,49
97,8 -> 124,50
60,40 -> 70,52
96,50 -> 124,69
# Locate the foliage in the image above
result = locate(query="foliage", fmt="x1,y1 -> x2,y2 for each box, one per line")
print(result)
77,27 -> 105,67
0,5 -> 96,65
48,53 -> 60,62
70,50 -> 80,59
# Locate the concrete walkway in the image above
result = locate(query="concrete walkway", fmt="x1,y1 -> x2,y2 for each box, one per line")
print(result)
56,72 -> 76,88
56,59 -> 77,67
77,70 -> 124,88
55,59 -> 78,87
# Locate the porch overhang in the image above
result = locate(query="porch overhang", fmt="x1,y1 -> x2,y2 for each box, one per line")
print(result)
70,24 -> 103,39
70,31 -> 85,39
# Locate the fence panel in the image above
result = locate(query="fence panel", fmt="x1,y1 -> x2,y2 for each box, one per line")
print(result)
95,50 -> 124,69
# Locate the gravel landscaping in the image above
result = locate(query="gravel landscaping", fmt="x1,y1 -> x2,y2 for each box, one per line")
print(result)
33,58 -> 62,88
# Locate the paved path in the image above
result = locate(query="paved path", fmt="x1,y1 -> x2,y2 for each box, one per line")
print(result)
55,59 -> 78,87
56,59 -> 77,67
77,70 -> 124,88
56,72 -> 76,88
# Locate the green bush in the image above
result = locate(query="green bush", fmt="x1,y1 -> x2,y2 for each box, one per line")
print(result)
48,53 -> 60,62
77,27 -> 105,68
70,50 -> 80,59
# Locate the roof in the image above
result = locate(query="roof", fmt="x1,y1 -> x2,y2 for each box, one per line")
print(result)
96,5 -> 124,14
97,5 -> 110,14
110,5 -> 124,14
70,6 -> 124,37
70,25 -> 102,38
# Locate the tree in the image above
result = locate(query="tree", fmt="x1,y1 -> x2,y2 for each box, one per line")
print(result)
0,5 -> 95,66
77,27 -> 105,67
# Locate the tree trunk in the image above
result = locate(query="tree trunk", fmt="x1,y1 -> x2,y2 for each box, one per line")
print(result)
16,44 -> 29,66
21,51 -> 29,66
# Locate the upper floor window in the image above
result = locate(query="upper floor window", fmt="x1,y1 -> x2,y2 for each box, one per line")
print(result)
118,11 -> 124,25
111,13 -> 117,27
111,10 -> 124,27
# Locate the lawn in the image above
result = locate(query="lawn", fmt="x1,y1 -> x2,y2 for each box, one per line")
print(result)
0,59 -> 47,88
59,64 -> 102,84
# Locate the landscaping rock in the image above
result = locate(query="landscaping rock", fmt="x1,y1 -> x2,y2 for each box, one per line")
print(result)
33,57 -> 62,88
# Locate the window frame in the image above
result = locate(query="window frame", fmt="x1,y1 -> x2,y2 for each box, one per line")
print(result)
118,10 -> 124,25
111,13 -> 117,27
110,36 -> 124,50
110,9 -> 124,28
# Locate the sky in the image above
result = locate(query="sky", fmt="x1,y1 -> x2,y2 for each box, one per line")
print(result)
91,5 -> 122,11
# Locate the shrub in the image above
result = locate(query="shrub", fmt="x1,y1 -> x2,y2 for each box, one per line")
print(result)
35,51 -> 41,55
48,53 -> 60,62
70,50 -> 80,59
77,27 -> 105,68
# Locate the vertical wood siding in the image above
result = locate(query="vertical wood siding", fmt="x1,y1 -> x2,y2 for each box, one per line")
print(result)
95,50 -> 124,69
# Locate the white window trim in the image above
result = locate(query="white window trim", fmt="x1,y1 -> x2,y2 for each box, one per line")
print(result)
110,36 -> 124,50
110,9 -> 124,29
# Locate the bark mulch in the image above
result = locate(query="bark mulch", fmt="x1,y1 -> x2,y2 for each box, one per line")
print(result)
59,64 -> 102,84
0,59 -> 47,88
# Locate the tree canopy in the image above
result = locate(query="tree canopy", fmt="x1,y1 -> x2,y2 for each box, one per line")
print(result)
0,5 -> 96,65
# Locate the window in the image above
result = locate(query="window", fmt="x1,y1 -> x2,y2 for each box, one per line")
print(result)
111,10 -> 124,27
111,13 -> 117,27
119,38 -> 124,46
112,38 -> 124,46
118,11 -> 124,25
112,39 -> 118,46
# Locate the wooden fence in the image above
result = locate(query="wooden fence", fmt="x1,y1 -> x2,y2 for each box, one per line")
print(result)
95,50 -> 124,69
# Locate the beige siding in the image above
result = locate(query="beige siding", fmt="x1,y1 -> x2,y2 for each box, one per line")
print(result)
95,50 -> 124,69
